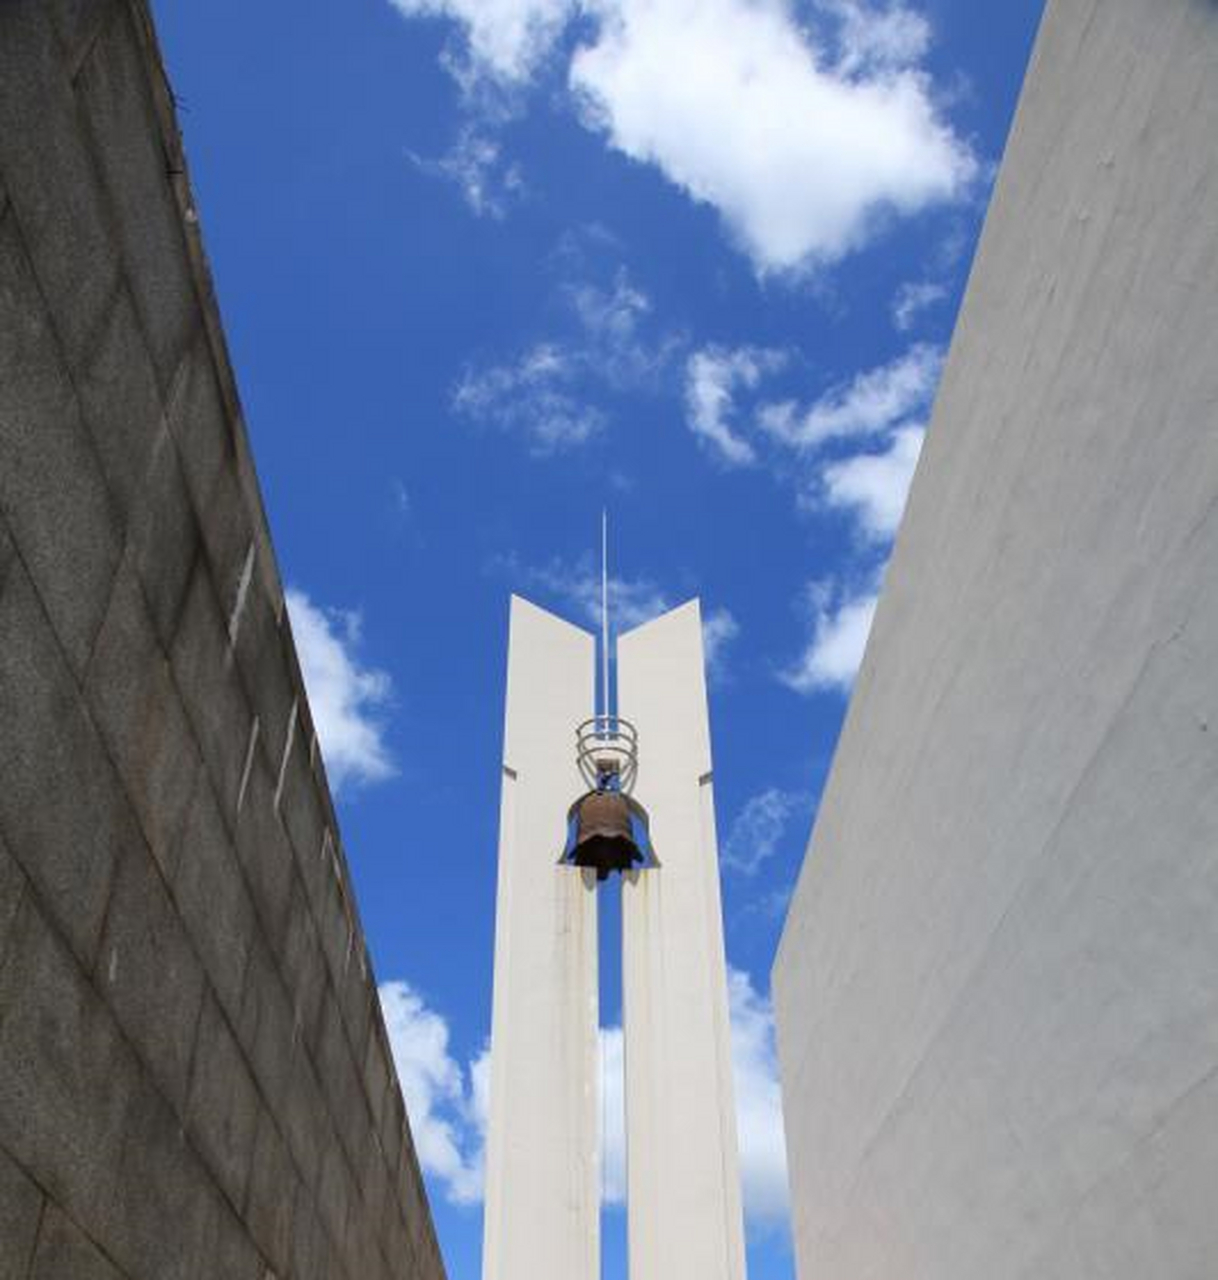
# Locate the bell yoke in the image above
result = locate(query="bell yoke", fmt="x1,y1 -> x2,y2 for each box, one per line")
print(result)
562,714 -> 652,880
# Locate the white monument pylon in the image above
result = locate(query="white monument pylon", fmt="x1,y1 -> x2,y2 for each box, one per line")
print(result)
481,530 -> 746,1280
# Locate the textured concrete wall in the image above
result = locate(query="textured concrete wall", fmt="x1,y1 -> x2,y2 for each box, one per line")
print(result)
0,4 -> 444,1278
774,1 -> 1218,1277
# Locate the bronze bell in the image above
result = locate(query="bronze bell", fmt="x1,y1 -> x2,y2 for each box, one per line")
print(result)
565,787 -> 649,881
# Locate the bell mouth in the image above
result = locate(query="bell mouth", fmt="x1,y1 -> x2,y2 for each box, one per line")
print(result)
570,834 -> 645,882
562,788 -> 653,880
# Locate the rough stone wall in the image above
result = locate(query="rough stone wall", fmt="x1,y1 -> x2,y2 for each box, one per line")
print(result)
774,1 -> 1218,1277
0,4 -> 445,1278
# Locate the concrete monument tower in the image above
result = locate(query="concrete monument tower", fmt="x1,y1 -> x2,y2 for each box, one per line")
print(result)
481,526 -> 746,1280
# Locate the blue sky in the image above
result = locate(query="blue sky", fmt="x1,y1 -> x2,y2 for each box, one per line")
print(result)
151,2 -> 1044,1274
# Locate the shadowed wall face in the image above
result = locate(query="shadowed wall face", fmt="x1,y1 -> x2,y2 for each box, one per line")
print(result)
774,0 -> 1218,1276
0,4 -> 444,1277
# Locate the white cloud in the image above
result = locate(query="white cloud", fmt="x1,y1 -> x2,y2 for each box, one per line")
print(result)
285,589 -> 396,792
602,967 -> 789,1226
454,342 -> 608,453
567,268 -> 649,345
685,345 -> 786,466
891,278 -> 947,331
600,1026 -> 627,1203
758,341 -> 941,447
382,967 -> 788,1228
723,787 -> 805,875
827,0 -> 931,74
781,582 -> 877,693
702,606 -> 741,682
511,554 -> 671,630
389,1 -> 975,273
496,555 -> 740,681
388,0 -> 575,84
408,125 -> 525,217
727,965 -> 791,1227
822,422 -> 925,539
454,265 -> 677,453
380,981 -> 486,1205
563,268 -> 680,389
570,0 -> 975,275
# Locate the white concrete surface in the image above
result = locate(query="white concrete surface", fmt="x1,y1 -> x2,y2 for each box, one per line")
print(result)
482,596 -> 599,1280
619,601 -> 747,1280
773,2 -> 1218,1276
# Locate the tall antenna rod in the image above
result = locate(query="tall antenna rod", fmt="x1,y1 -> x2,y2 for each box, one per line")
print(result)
601,508 -> 610,724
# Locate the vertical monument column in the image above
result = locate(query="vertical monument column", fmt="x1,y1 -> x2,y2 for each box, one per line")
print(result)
619,601 -> 747,1280
482,596 -> 600,1280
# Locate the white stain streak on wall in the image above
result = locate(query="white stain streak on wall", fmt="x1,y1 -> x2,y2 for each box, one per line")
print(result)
619,601 -> 747,1280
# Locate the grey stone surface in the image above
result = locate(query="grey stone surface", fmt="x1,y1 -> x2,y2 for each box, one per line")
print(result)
171,772 -> 256,1024
280,875 -> 328,1053
128,425 -> 203,651
76,5 -> 197,393
29,1205 -> 124,1280
0,205 -> 122,678
47,0 -> 123,73
0,4 -> 122,369
0,3 -> 446,1276
773,2 -> 1218,1277
233,567 -> 298,769
72,279 -> 164,531
0,832 -> 26,974
245,1107 -> 297,1275
0,1140 -> 42,1280
195,458 -> 255,628
0,558 -> 130,968
314,990 -> 372,1182
0,894 -> 138,1252
170,555 -> 255,820
95,838 -> 207,1115
105,1071 -> 222,1280
234,751 -> 296,952
166,327 -> 234,526
185,993 -> 259,1211
86,555 -> 202,873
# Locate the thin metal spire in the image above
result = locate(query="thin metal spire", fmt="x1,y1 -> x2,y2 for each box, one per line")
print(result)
601,508 -> 610,723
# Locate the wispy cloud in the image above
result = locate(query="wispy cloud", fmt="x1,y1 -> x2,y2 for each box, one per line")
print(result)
454,264 -> 678,453
701,605 -> 741,683
891,278 -> 947,331
507,552 -> 671,630
454,343 -> 607,454
498,553 -> 739,680
685,345 -> 786,466
681,341 -> 937,549
780,580 -> 878,694
407,124 -> 525,218
758,342 -> 941,447
388,0 -> 574,87
286,588 -> 396,792
822,422 -> 925,540
723,787 -> 807,876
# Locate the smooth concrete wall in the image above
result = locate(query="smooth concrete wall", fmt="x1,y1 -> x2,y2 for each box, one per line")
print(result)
620,601 -> 746,1280
773,1 -> 1218,1276
0,4 -> 444,1277
482,597 -> 599,1280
